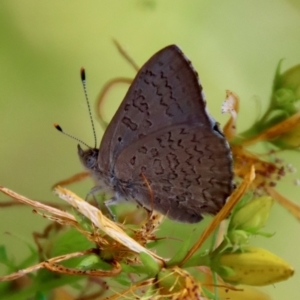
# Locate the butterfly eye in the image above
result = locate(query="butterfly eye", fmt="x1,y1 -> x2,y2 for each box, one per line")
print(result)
85,155 -> 97,169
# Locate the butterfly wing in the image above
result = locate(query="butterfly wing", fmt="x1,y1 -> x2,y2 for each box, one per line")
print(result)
98,45 -> 214,172
97,44 -> 234,222
113,124 -> 233,222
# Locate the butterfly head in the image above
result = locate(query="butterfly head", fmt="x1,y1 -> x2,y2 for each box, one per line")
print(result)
77,144 -> 99,171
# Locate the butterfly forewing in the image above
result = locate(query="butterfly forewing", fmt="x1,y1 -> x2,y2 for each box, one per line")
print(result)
98,45 -> 213,172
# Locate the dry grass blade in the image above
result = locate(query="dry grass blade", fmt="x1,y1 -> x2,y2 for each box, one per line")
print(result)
0,249 -> 121,281
179,165 -> 256,266
96,77 -> 132,129
265,185 -> 300,220
51,171 -> 90,189
54,186 -> 165,265
241,110 -> 300,146
113,39 -> 140,71
0,186 -> 76,222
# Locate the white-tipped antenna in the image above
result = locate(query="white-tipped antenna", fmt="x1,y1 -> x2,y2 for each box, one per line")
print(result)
80,68 -> 97,148
54,124 -> 90,148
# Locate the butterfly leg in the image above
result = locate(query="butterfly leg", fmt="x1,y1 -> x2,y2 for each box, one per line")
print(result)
103,197 -> 118,221
85,186 -> 116,220
85,186 -> 104,208
104,195 -> 127,221
87,186 -> 127,221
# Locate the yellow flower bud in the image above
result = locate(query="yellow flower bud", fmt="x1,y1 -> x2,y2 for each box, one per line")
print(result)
229,197 -> 273,232
217,246 -> 294,286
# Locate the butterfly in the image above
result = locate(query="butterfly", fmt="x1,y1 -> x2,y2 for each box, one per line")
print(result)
78,45 -> 234,223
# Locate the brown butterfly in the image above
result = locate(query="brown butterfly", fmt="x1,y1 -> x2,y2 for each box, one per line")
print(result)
78,45 -> 234,223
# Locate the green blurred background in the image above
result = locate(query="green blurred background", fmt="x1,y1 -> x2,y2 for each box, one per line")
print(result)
1,1 -> 300,299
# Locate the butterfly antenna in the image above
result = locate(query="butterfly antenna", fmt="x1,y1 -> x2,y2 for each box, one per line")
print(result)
54,124 -> 90,149
80,68 -> 98,148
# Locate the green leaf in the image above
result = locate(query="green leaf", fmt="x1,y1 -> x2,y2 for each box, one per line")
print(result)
180,251 -> 210,269
35,291 -> 48,300
166,230 -> 194,267
272,59 -> 284,93
50,228 -> 94,257
0,245 -> 8,263
113,272 -> 132,286
121,262 -> 150,276
139,252 -> 160,277
202,286 -> 216,299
